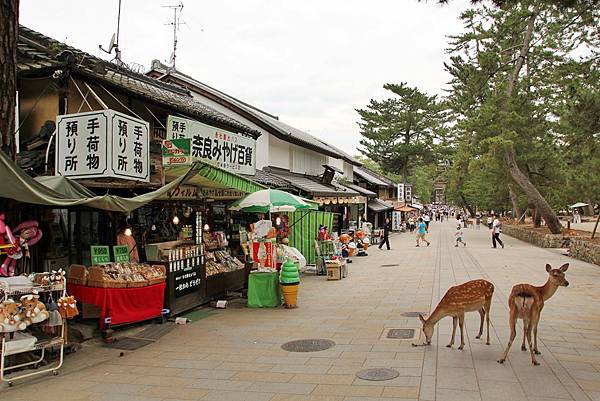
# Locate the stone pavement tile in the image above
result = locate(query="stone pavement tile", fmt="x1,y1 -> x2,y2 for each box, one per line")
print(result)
418,375 -> 435,401
436,367 -> 479,392
311,384 -> 384,397
139,385 -> 209,400
585,391 -> 600,401
353,376 -> 420,387
341,351 -> 396,360
567,369 -> 600,382
86,383 -> 152,395
202,354 -> 258,363
394,353 -> 425,361
362,359 -> 422,368
436,350 -> 475,368
255,356 -> 311,365
131,375 -> 196,387
90,394 -> 163,401
473,359 -> 519,382
270,395 -> 343,401
332,344 -> 374,352
559,361 -> 600,372
158,352 -> 209,361
381,386 -> 420,398
216,362 -> 276,371
289,373 -> 355,385
246,382 -> 317,395
177,369 -> 237,380
478,379 -> 527,401
574,380 -> 600,392
327,366 -> 364,375
200,390 -> 274,401
343,398 -> 417,401
166,360 -> 223,370
232,371 -> 294,383
306,358 -> 365,367
436,388 -> 481,401
517,374 -> 573,399
272,364 -> 330,374
188,378 -> 253,391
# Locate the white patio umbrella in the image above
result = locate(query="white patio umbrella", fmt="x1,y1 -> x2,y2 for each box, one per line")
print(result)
569,202 -> 589,209
229,189 -> 316,213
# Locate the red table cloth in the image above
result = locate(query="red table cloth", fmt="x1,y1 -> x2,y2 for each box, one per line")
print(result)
68,283 -> 166,329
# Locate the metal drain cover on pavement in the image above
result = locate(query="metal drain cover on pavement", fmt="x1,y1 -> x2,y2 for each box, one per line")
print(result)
356,368 -> 400,381
401,312 -> 425,317
387,328 -> 416,339
281,339 -> 336,352
380,264 -> 400,267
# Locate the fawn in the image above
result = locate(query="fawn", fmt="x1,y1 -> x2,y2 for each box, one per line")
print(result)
498,263 -> 569,366
416,279 -> 494,349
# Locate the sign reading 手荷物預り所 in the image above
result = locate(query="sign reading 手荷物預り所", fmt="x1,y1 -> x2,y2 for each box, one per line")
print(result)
166,115 -> 256,175
55,110 -> 149,182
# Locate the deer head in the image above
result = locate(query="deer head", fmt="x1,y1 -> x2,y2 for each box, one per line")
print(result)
418,314 -> 434,345
546,263 -> 569,287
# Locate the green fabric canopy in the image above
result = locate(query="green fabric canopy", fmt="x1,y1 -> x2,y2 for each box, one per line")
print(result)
0,150 -> 188,213
165,162 -> 266,193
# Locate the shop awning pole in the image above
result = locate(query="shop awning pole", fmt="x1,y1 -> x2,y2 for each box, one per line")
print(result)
288,210 -> 312,229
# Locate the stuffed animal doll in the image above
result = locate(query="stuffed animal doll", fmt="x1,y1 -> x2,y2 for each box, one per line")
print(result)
49,269 -> 65,285
20,294 -> 49,325
57,295 -> 78,319
0,299 -> 27,333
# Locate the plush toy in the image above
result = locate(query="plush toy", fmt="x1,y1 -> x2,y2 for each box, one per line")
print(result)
14,220 -> 43,259
0,299 -> 27,333
0,213 -> 20,277
49,269 -> 65,284
57,295 -> 78,319
20,294 -> 49,325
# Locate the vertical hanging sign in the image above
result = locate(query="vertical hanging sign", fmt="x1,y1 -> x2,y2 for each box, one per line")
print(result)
56,110 -> 149,182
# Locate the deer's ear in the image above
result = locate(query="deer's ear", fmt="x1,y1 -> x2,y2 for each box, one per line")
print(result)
419,314 -> 426,324
560,263 -> 569,272
545,264 -> 552,272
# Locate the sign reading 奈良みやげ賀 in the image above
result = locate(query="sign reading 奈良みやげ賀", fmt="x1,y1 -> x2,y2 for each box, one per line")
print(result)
166,115 -> 256,175
55,110 -> 149,182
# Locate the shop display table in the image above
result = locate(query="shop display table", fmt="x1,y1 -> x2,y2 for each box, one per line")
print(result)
68,283 -> 166,329
247,272 -> 281,308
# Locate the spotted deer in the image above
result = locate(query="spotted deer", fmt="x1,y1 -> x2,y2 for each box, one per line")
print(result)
498,263 -> 569,366
415,279 -> 494,349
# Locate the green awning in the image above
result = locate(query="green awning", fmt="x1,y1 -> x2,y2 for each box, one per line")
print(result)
165,162 -> 265,194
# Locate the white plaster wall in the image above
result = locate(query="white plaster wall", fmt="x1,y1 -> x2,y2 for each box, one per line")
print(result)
342,161 -> 354,181
255,132 -> 269,170
269,135 -> 291,170
292,146 -> 326,175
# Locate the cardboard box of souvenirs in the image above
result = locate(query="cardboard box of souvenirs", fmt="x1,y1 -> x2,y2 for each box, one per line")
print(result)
67,264 -> 166,288
326,259 -> 342,281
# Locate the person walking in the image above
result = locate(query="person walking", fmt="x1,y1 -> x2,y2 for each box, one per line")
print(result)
475,214 -> 481,230
378,217 -> 391,250
416,217 -> 430,247
486,214 -> 493,229
423,213 -> 431,230
408,216 -> 415,232
492,214 -> 504,249
455,225 -> 467,247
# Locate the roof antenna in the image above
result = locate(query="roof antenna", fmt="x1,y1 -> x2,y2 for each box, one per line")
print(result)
162,2 -> 186,70
99,0 -> 123,65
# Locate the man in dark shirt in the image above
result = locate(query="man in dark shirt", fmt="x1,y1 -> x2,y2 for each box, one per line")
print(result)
378,217 -> 391,250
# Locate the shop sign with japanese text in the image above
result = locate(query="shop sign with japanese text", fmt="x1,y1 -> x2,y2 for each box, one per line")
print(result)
160,185 -> 200,200
162,138 -> 192,166
56,110 -> 149,182
166,115 -> 256,175
201,188 -> 246,200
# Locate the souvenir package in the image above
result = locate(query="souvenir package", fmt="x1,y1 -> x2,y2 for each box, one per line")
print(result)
204,251 -> 244,277
78,263 -> 165,288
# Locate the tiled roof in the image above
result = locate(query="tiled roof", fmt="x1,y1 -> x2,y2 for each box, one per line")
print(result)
148,60 -> 360,166
243,169 -> 291,188
264,168 -> 359,197
343,183 -> 377,197
17,26 -> 260,138
354,167 -> 393,187
367,198 -> 394,212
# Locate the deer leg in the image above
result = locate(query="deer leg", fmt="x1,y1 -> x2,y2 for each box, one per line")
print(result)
498,308 -> 517,363
521,321 -> 528,351
485,301 -> 492,345
447,316 -> 457,348
532,311 -> 541,355
476,308 -> 484,339
526,321 -> 539,365
458,313 -> 466,350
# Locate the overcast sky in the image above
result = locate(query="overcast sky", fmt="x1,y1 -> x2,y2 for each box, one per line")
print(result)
20,0 -> 471,155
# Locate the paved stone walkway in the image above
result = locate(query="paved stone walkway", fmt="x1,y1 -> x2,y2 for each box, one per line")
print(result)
3,220 -> 600,401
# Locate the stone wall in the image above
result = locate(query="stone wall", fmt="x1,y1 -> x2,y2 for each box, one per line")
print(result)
501,225 -> 570,248
569,239 -> 600,266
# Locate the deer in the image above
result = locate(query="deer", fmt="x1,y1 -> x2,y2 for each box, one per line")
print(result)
498,263 -> 569,366
414,279 -> 494,349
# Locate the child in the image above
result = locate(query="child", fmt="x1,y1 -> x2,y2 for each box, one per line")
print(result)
455,225 -> 466,247
416,218 -> 430,247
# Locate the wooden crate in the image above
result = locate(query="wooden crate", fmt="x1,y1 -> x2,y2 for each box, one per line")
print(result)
327,265 -> 342,281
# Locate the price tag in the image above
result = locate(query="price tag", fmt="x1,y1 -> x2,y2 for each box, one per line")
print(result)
90,245 -> 110,265
113,245 -> 131,263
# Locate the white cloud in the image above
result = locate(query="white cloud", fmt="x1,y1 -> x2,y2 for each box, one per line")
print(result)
20,0 -> 470,155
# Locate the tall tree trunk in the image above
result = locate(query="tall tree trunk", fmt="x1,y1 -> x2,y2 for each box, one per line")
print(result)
583,199 -> 594,216
502,5 -> 562,234
505,148 -> 562,232
0,0 -> 18,159
508,184 -> 522,223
